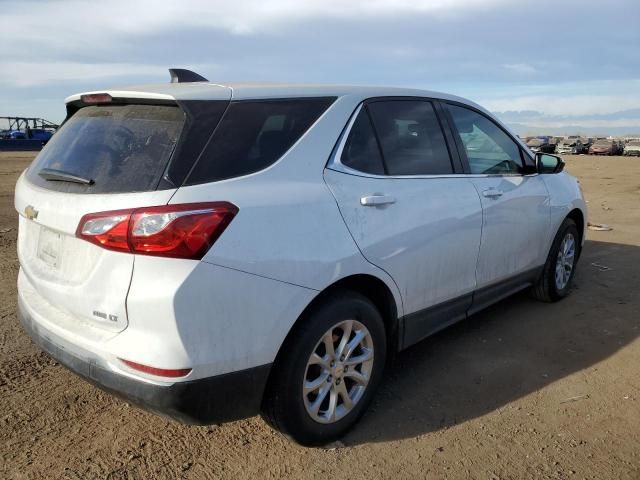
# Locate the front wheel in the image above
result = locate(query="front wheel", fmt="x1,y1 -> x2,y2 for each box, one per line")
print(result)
531,218 -> 581,302
261,292 -> 386,446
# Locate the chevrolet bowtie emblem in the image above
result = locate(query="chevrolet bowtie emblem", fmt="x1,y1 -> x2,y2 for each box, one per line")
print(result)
25,205 -> 39,220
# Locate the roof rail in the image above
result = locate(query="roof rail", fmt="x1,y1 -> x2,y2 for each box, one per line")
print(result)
169,68 -> 209,83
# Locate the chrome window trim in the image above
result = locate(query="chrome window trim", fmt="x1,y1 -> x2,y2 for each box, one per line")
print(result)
327,102 -> 537,180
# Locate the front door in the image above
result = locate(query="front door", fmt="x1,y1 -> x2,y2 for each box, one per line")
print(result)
445,103 -> 550,299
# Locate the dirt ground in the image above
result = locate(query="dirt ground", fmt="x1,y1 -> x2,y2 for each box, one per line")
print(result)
1,151 -> 638,479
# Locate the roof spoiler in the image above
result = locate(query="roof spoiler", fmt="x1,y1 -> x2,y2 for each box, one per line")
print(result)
169,68 -> 209,83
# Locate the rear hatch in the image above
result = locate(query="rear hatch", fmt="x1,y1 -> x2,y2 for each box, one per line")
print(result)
15,94 -> 229,332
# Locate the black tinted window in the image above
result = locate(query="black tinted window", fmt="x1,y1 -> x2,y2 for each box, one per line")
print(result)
162,100 -> 228,189
187,98 -> 334,184
367,101 -> 453,175
27,104 -> 184,194
340,108 -> 385,175
447,104 -> 523,174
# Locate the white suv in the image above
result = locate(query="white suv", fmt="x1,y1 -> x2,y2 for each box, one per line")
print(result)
16,69 -> 586,445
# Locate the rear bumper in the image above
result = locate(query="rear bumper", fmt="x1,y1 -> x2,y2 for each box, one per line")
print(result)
19,300 -> 272,425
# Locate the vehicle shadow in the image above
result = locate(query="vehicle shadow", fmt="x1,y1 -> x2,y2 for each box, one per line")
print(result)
344,239 -> 639,445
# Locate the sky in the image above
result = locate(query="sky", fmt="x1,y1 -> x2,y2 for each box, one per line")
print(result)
1,0 -> 639,135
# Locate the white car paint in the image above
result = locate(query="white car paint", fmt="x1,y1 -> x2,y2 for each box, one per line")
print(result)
540,172 -> 587,251
324,170 -> 483,314
623,144 -> 640,156
469,174 -> 550,286
15,172 -> 178,333
15,81 -> 586,407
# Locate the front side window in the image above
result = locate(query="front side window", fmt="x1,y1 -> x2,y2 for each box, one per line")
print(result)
367,100 -> 453,176
447,104 -> 523,175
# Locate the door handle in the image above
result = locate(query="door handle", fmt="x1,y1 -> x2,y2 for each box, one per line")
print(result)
360,195 -> 396,207
482,188 -> 503,198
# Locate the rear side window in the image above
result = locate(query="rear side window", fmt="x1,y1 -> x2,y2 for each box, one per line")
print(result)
27,104 -> 184,194
186,98 -> 335,184
340,108 -> 385,175
367,100 -> 453,175
447,104 -> 524,175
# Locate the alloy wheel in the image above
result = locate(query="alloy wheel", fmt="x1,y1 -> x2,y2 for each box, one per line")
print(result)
555,232 -> 576,290
302,320 -> 374,424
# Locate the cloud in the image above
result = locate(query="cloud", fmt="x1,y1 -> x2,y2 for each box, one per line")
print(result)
0,62 -> 169,87
493,107 -> 640,135
503,63 -> 537,75
0,0 -> 638,130
481,94 -> 640,117
42,1 -> 503,26
1,0 -> 507,48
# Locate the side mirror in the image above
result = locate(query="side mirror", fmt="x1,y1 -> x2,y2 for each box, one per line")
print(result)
536,153 -> 565,174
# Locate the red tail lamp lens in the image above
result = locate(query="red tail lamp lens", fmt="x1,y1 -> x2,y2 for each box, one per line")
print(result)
76,202 -> 238,259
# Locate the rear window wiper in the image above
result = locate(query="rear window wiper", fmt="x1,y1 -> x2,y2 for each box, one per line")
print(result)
38,168 -> 94,185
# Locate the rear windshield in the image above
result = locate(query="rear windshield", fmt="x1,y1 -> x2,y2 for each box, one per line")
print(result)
185,98 -> 334,185
27,104 -> 184,194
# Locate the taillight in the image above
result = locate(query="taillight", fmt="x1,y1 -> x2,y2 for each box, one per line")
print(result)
78,209 -> 132,253
76,202 -> 238,259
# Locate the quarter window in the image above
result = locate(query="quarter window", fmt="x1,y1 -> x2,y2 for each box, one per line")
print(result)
186,98 -> 335,184
367,100 -> 453,175
447,104 -> 524,175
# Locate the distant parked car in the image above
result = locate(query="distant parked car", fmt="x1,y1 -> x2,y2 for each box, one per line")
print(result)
624,141 -> 640,156
527,137 -> 555,154
526,138 -> 543,153
556,138 -> 584,155
589,140 -> 615,155
9,130 -> 27,139
578,138 -> 592,154
27,128 -> 54,144
613,140 -> 625,155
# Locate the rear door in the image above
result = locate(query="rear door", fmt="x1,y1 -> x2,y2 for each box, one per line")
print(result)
444,103 -> 550,307
15,98 -> 228,332
324,99 -> 483,345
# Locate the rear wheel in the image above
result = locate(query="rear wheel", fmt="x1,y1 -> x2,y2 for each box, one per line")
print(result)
261,292 -> 386,446
532,218 -> 580,302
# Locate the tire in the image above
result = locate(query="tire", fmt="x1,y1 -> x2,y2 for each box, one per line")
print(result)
531,218 -> 580,302
261,291 -> 387,446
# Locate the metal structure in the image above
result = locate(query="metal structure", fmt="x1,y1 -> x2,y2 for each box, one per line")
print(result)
0,116 -> 59,132
0,116 -> 60,151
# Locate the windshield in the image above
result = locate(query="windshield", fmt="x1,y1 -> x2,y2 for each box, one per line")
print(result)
27,104 -> 184,194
